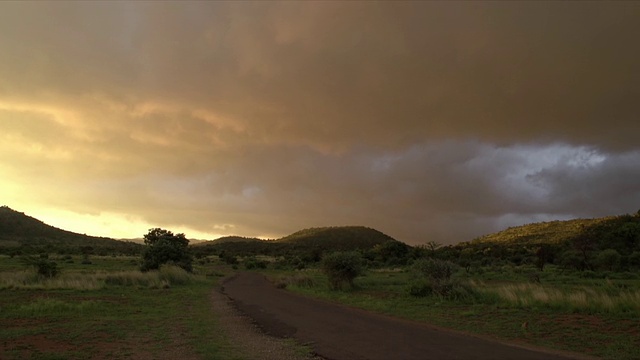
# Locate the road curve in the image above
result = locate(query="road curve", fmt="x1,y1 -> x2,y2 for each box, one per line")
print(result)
221,272 -> 584,360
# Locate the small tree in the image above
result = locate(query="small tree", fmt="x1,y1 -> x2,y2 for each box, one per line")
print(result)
140,228 -> 193,272
321,251 -> 363,290
535,245 -> 554,271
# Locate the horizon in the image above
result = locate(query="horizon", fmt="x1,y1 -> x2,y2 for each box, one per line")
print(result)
1,2 -> 639,245
4,203 -> 628,246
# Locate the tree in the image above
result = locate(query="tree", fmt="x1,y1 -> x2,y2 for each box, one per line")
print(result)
371,241 -> 410,266
321,251 -> 363,290
535,244 -> 554,271
572,227 -> 597,271
140,228 -> 193,272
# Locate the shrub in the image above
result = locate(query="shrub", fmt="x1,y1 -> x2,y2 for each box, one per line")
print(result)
321,251 -> 363,290
596,249 -> 622,271
243,256 -> 268,270
409,258 -> 470,298
412,258 -> 455,281
22,257 -> 59,278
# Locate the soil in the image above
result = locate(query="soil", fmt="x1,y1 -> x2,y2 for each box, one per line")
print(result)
222,272 -> 593,360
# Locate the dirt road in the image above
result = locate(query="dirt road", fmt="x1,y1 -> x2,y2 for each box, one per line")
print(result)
222,272 -> 586,360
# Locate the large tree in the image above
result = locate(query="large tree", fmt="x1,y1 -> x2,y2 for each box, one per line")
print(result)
140,228 -> 193,272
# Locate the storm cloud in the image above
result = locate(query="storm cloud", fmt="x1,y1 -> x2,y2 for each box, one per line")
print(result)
1,2 -> 639,243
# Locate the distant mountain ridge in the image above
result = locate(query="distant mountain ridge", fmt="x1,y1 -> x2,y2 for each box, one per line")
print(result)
0,206 -> 142,253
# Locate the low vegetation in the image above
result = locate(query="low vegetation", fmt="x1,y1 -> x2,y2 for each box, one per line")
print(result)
0,253 -> 247,360
278,265 -> 639,360
2,206 -> 640,359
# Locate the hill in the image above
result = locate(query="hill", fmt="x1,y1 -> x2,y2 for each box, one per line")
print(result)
0,206 -> 142,255
445,212 -> 640,270
191,226 -> 402,259
471,217 -> 612,246
276,226 -> 396,250
194,236 -> 264,245
468,213 -> 640,252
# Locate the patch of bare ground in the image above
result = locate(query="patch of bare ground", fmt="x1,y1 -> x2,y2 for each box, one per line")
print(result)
0,319 -> 201,360
211,282 -> 323,360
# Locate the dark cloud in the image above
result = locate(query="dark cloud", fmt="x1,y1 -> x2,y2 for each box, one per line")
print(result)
1,2 -> 639,243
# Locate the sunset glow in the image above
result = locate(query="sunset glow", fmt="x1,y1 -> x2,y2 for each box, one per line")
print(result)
1,2 -> 639,244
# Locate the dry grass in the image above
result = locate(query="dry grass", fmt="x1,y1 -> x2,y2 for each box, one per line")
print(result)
474,281 -> 640,314
0,265 -> 196,290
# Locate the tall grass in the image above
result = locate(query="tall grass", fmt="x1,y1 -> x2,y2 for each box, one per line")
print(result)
474,281 -> 640,314
15,297 -> 101,317
0,265 -> 196,290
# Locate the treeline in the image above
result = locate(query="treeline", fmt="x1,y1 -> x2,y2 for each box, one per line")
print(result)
194,212 -> 640,275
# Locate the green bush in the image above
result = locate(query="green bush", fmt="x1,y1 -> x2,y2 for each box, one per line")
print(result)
596,249 -> 622,271
412,258 -> 455,281
321,251 -> 363,290
243,256 -> 268,270
21,256 -> 59,278
409,258 -> 472,299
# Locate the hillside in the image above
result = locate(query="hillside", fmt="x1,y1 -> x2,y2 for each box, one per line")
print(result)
277,226 -> 396,250
0,206 -> 142,254
459,212 -> 640,259
194,236 -> 264,245
472,217 -> 612,245
192,226 -> 401,258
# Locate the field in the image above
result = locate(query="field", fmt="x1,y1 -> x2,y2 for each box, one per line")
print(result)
2,251 -> 640,360
0,255 -> 242,360
269,264 -> 640,360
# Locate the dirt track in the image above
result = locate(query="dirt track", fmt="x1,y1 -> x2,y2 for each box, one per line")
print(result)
222,272 -> 586,360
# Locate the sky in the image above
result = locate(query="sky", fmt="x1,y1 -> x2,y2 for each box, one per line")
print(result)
1,2 -> 639,245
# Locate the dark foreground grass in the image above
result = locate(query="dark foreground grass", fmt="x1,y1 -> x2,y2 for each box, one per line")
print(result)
0,264 -> 241,360
275,269 -> 640,360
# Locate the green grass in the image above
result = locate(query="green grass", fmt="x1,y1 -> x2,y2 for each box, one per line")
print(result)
0,257 -> 244,360
273,267 -> 640,360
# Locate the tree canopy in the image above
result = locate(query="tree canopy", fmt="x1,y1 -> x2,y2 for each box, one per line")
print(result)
140,228 -> 193,272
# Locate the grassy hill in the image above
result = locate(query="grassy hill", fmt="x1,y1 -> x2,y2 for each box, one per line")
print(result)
192,226 -> 401,259
445,212 -> 640,270
0,206 -> 142,255
276,226 -> 396,250
472,217 -> 612,246
468,213 -> 640,251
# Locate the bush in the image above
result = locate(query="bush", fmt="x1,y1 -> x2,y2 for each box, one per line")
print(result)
409,258 -> 470,299
21,257 -> 59,278
321,251 -> 363,290
596,249 -> 622,271
412,258 -> 455,281
244,256 -> 268,269
408,280 -> 433,297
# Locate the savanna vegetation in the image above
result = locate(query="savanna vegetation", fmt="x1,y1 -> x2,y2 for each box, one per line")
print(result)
250,212 -> 640,360
2,205 -> 640,359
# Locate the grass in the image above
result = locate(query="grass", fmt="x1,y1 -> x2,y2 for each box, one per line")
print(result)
479,281 -> 640,314
0,266 -> 198,290
273,266 -> 640,360
0,256 -> 245,360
